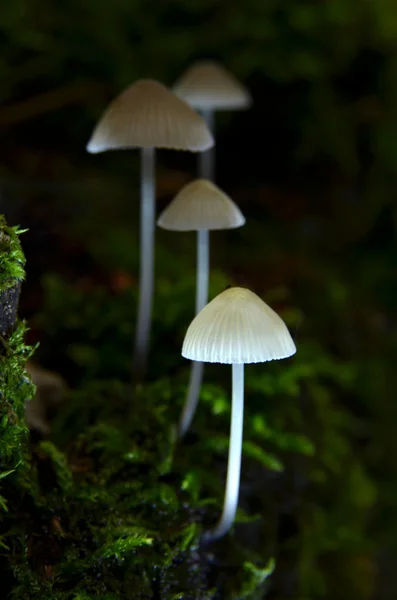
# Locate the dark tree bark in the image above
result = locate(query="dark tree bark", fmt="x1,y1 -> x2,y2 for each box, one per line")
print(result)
0,217 -> 24,341
0,280 -> 21,337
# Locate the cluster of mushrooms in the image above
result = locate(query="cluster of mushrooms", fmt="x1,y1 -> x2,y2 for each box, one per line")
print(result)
86,61 -> 297,542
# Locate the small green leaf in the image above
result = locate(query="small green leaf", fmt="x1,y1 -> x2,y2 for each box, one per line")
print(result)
181,470 -> 201,501
0,469 -> 15,480
39,441 -> 72,492
243,441 -> 284,471
100,533 -> 153,559
241,557 -> 276,594
0,495 -> 8,512
178,522 -> 199,552
0,536 -> 9,550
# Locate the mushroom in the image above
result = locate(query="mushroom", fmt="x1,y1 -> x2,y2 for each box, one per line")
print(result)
86,80 -> 213,380
173,60 -> 252,180
182,287 -> 296,540
158,179 -> 245,437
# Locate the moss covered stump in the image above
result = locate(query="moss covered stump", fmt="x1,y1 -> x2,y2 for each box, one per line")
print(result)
0,214 -> 34,507
0,216 -> 25,336
0,281 -> 21,338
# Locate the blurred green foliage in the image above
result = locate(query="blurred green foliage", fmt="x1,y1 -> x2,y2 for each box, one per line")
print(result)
1,0 -> 397,87
2,0 -> 397,208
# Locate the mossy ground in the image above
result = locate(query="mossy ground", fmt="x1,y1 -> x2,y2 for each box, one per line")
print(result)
2,376 -> 277,600
0,212 -> 379,599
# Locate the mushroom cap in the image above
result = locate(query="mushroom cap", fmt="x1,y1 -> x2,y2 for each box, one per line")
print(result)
157,179 -> 245,231
86,79 -> 214,153
182,287 -> 296,364
173,60 -> 252,111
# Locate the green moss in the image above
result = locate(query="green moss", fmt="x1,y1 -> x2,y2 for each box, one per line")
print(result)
0,217 -> 35,600
0,322 -> 35,481
0,216 -> 26,290
1,378 -> 273,599
0,216 -> 35,510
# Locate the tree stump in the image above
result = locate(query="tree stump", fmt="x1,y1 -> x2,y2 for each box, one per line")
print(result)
0,217 -> 24,339
0,280 -> 22,337
0,215 -> 33,470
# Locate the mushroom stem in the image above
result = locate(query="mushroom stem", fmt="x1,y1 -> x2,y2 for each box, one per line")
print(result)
205,362 -> 244,541
178,229 -> 209,437
198,109 -> 215,180
196,229 -> 210,314
133,146 -> 156,381
179,360 -> 204,437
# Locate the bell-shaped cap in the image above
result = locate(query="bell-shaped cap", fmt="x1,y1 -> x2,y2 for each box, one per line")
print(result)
182,287 -> 296,364
157,179 -> 245,231
86,79 -> 214,153
173,60 -> 252,111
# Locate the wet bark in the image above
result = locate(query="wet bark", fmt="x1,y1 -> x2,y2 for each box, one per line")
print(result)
0,219 -> 22,340
0,280 -> 21,337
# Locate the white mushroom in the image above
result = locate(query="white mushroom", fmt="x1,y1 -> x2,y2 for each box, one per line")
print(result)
174,61 -> 252,180
158,179 -> 245,437
182,287 -> 296,540
86,80 -> 214,380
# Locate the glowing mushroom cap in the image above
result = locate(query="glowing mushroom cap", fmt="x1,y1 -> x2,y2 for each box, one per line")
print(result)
174,60 -> 252,110
86,79 -> 214,154
182,287 -> 296,364
157,179 -> 245,231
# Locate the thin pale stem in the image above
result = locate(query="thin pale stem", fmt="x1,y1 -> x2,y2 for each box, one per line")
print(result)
133,146 -> 155,381
179,360 -> 204,437
195,229 -> 209,314
204,363 -> 245,541
178,229 -> 209,437
198,109 -> 215,181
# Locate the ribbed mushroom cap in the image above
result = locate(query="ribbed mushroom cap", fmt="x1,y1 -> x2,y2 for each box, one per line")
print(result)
174,61 -> 252,110
157,179 -> 245,231
86,79 -> 214,153
182,287 -> 296,364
